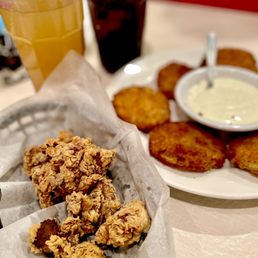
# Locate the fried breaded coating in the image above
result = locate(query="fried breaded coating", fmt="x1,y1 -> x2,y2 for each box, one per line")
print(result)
95,200 -> 150,247
46,236 -> 105,258
28,217 -> 83,255
112,86 -> 170,133
29,216 -> 102,256
71,241 -> 105,258
23,132 -> 116,208
66,175 -> 121,232
28,224 -> 41,254
149,122 -> 226,172
29,219 -> 60,254
157,63 -> 192,99
59,217 -> 85,246
23,146 -> 49,178
201,48 -> 257,72
227,133 -> 258,175
46,235 -> 74,258
23,131 -> 74,177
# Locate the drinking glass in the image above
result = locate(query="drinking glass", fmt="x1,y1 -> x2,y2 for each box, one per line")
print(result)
88,0 -> 146,73
0,0 -> 85,91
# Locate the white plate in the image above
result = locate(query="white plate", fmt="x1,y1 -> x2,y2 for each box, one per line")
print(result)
106,49 -> 258,200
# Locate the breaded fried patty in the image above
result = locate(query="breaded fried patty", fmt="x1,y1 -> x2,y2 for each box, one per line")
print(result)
157,63 -> 192,99
201,48 -> 257,72
149,122 -> 226,172
227,133 -> 258,175
113,86 -> 170,132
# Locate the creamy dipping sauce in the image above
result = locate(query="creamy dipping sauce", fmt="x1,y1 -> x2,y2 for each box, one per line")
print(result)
187,77 -> 258,125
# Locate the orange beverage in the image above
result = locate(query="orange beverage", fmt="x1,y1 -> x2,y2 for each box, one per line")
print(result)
0,0 -> 85,91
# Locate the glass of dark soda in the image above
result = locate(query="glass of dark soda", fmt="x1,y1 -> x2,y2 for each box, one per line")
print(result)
88,0 -> 146,73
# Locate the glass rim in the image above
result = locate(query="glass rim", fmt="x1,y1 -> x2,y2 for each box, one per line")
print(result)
0,0 -> 78,12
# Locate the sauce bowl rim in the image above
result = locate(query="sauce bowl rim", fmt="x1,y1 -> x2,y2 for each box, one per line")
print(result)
174,65 -> 258,132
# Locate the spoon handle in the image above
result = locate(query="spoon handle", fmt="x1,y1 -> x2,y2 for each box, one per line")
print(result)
206,32 -> 217,87
206,32 -> 217,67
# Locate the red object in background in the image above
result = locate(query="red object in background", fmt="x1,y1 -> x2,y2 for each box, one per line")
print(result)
173,0 -> 258,12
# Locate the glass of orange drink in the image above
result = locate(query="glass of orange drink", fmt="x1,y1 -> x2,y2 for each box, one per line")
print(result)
0,0 -> 85,91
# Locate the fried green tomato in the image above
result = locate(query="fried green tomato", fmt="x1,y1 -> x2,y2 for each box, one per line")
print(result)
227,133 -> 258,175
112,86 -> 170,133
149,122 -> 226,172
157,63 -> 192,99
201,48 -> 257,72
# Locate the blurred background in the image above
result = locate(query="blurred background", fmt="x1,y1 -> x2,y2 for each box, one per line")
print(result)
0,16 -> 27,85
166,0 -> 258,12
0,0 -> 257,87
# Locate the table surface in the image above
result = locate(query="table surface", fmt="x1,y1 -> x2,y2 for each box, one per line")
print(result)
1,1 -> 258,256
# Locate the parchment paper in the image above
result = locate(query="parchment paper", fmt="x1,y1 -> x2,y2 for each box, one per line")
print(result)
0,52 -> 173,258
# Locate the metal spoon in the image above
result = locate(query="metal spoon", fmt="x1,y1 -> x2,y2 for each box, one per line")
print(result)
206,32 -> 217,88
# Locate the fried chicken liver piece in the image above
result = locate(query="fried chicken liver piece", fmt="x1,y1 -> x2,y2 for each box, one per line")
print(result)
66,175 -> 121,233
46,236 -> 105,258
29,219 -> 60,254
23,131 -> 116,208
95,200 -> 150,247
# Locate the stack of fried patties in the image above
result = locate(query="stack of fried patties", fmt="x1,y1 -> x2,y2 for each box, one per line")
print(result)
112,48 -> 258,174
23,131 -> 150,258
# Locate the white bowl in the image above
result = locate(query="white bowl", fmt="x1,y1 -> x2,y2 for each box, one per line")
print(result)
174,66 -> 258,132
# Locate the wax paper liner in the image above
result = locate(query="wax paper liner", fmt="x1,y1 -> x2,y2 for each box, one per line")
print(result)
0,52 -> 174,258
